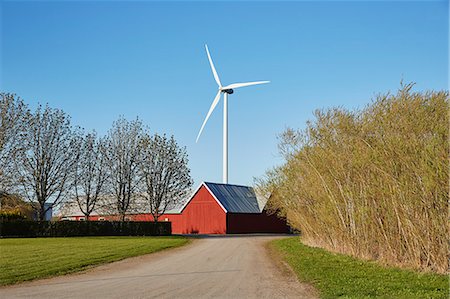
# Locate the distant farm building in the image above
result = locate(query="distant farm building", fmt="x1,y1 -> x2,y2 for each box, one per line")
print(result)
58,182 -> 289,234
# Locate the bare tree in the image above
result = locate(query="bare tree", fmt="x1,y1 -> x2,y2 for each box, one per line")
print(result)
104,117 -> 143,221
73,132 -> 108,220
15,105 -> 79,220
0,93 -> 28,193
138,134 -> 193,222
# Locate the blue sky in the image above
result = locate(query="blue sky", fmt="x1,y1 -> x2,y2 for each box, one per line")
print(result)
1,0 -> 448,187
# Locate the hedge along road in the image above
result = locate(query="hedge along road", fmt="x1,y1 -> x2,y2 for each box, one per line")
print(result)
0,235 -> 316,299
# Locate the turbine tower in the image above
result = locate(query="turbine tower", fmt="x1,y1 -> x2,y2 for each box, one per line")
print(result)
196,45 -> 269,184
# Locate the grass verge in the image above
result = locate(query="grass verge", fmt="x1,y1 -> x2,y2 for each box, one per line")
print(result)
270,237 -> 448,299
0,236 -> 188,286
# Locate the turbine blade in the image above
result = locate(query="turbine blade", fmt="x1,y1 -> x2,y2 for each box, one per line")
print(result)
205,45 -> 222,87
222,81 -> 270,90
196,90 -> 222,142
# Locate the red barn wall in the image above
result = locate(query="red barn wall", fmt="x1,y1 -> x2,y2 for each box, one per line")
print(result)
162,186 -> 227,234
226,210 -> 290,234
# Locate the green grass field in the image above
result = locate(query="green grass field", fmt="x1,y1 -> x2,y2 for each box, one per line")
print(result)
271,237 -> 448,299
0,236 -> 188,286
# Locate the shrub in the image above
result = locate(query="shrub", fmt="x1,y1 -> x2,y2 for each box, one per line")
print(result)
0,220 -> 171,237
0,209 -> 26,221
257,84 -> 449,273
0,193 -> 34,219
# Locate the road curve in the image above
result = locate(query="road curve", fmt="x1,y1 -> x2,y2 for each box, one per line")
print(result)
0,235 -> 315,299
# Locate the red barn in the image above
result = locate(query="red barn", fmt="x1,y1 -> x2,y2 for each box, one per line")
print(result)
160,182 -> 290,234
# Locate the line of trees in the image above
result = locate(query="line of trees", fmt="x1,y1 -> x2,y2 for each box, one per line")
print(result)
256,84 -> 448,274
0,93 -> 193,221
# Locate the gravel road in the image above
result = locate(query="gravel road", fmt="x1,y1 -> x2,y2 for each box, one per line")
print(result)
0,235 -> 316,299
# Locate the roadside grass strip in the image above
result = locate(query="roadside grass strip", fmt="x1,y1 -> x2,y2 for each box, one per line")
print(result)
0,236 -> 188,286
271,237 -> 448,299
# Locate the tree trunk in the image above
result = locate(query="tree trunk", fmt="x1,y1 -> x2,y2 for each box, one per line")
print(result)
153,213 -> 160,223
39,203 -> 46,221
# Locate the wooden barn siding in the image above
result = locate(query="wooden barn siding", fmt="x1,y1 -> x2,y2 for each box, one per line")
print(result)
226,211 -> 290,234
164,186 -> 227,234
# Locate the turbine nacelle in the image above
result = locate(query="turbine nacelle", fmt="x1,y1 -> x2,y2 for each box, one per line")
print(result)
221,89 -> 234,94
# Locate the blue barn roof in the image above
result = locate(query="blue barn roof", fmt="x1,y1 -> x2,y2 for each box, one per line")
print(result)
204,182 -> 261,213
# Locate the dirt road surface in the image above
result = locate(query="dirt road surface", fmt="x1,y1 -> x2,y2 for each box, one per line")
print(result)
0,235 -> 316,299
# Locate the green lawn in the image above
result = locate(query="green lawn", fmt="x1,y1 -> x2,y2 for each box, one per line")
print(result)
0,236 -> 188,286
271,237 -> 448,299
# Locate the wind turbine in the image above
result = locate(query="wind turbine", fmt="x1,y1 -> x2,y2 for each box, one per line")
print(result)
196,45 -> 269,184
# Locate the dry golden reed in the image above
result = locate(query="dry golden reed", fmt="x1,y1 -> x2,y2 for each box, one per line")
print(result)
257,84 -> 449,273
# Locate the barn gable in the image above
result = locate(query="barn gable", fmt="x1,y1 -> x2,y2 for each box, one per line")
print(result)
178,182 -> 261,214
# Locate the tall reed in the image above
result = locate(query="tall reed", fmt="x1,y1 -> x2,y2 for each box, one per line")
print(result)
257,84 -> 448,273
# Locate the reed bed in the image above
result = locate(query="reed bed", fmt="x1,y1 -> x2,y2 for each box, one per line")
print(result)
257,84 -> 448,273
